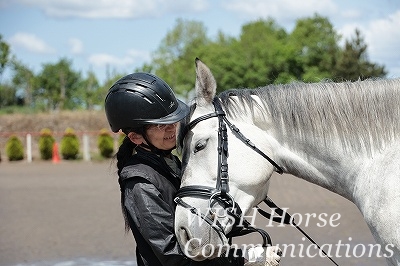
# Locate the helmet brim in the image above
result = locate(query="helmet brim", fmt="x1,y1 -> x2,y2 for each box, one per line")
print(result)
143,99 -> 190,125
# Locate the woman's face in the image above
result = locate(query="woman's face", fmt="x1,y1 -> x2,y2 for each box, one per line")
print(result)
145,122 -> 178,151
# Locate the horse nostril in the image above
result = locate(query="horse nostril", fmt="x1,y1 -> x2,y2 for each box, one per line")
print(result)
179,226 -> 191,243
178,226 -> 201,251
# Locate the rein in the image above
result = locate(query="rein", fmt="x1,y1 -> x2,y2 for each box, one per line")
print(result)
175,97 -> 339,265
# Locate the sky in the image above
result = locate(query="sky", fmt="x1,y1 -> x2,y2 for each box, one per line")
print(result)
0,0 -> 399,85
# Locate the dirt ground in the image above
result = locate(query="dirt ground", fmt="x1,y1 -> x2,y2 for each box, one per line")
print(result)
0,160 -> 388,266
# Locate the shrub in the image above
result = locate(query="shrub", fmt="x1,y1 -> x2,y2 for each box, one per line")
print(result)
118,133 -> 125,146
97,128 -> 114,158
6,135 -> 24,161
38,128 -> 55,160
60,127 -> 80,160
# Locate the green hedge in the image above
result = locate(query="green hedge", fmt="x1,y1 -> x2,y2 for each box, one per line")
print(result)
6,135 -> 24,161
97,128 -> 114,158
39,128 -> 55,160
60,127 -> 80,160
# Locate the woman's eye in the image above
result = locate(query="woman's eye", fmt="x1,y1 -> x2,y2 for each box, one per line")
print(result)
194,140 -> 207,153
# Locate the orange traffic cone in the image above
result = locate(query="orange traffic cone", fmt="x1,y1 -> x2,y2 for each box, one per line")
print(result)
52,142 -> 60,163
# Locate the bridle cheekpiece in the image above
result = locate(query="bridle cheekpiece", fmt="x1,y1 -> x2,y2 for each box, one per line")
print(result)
175,97 -> 283,246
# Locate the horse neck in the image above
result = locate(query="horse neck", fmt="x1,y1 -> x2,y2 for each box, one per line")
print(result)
252,79 -> 400,200
277,135 -> 363,200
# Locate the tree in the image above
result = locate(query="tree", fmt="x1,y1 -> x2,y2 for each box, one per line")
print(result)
0,34 -> 10,80
35,58 -> 81,111
79,70 -> 100,110
11,58 -> 35,107
0,83 -> 17,107
199,19 -> 295,90
151,18 -> 211,97
197,31 -> 245,93
237,19 -> 290,87
0,35 -> 13,107
138,15 -> 388,95
334,29 -> 386,81
289,14 -> 341,81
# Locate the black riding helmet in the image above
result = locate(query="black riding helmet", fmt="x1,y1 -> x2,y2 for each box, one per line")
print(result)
105,72 -> 189,133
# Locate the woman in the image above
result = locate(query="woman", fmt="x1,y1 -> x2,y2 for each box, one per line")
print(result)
104,72 -> 281,266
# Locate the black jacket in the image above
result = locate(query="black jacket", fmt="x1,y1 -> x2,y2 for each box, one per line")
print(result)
118,147 -> 244,266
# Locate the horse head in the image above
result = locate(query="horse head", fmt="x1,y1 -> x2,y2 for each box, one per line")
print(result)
174,58 -> 282,260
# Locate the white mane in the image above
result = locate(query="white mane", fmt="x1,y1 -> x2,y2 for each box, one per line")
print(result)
218,78 -> 400,155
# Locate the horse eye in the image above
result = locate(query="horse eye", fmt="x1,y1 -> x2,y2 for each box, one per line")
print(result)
194,140 -> 207,153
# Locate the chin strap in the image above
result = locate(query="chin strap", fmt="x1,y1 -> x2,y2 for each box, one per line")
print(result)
140,137 -> 174,156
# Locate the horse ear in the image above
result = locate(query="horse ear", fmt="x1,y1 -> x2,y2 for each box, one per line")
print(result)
195,58 -> 216,106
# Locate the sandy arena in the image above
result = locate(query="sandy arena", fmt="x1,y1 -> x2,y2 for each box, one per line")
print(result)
0,160 -> 388,265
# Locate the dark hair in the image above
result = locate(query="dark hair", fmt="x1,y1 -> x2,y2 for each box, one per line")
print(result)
116,136 -> 134,175
115,127 -> 146,232
116,127 -> 146,174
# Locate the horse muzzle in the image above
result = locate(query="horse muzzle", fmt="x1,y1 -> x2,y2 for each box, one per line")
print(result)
175,203 -> 230,260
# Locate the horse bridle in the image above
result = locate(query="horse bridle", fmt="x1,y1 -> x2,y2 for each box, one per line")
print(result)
174,97 -> 283,246
174,97 -> 340,265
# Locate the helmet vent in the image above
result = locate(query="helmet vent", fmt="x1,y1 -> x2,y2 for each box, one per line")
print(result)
135,82 -> 151,89
126,89 -> 154,104
154,93 -> 165,102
